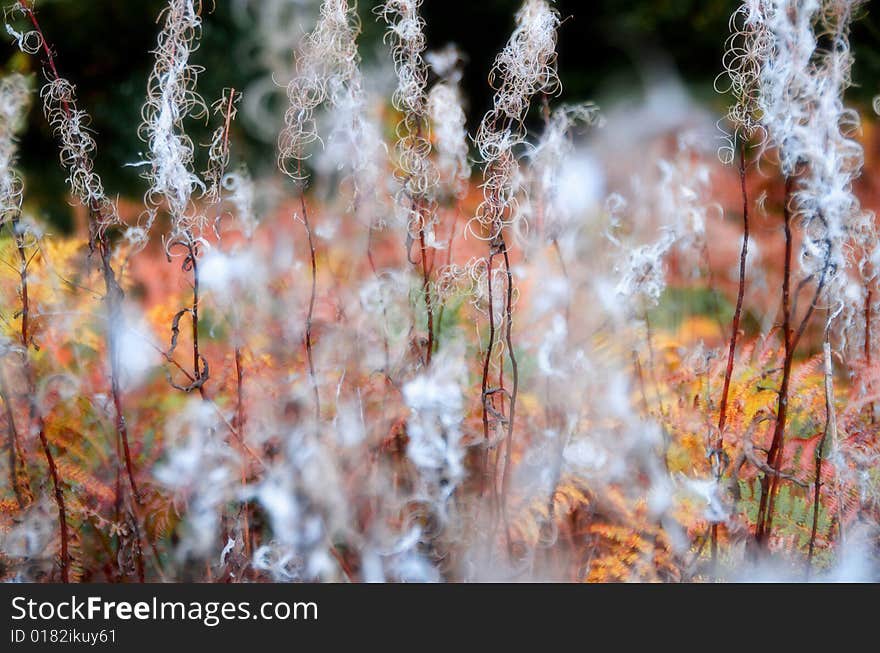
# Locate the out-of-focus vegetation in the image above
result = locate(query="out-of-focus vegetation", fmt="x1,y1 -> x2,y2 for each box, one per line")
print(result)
3,0 -> 877,230
2,0 -> 880,584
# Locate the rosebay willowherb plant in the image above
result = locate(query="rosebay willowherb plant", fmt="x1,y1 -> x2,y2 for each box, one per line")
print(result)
277,0 -> 363,424
1,0 -> 880,584
6,0 -> 152,582
380,0 -> 440,366
718,0 -> 868,552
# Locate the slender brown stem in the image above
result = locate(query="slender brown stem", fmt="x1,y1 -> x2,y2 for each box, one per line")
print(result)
0,368 -> 27,508
18,1 -> 141,577
24,357 -> 70,583
756,174 -> 829,547
129,506 -> 146,583
710,142 -> 750,569
221,89 -> 236,155
3,222 -> 32,509
865,285 -> 874,423
498,237 -> 519,559
408,118 -> 434,366
418,221 -> 434,366
755,177 -> 794,547
762,269 -> 828,544
189,245 -> 208,401
435,201 -> 463,349
233,346 -> 251,560
34,402 -> 69,582
479,252 -> 497,503
8,218 -> 70,581
98,236 -> 140,505
808,336 -> 836,576
234,347 -> 245,437
717,145 -> 751,435
299,191 -> 321,424
365,227 -> 391,376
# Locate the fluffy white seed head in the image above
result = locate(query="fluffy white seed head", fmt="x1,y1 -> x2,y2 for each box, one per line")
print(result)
316,62 -> 388,229
427,46 -> 470,198
0,73 -> 29,225
140,0 -> 208,246
794,0 -> 865,284
380,0 -> 429,118
721,0 -> 865,289
203,88 -> 240,203
380,0 -> 439,237
489,0 -> 561,120
221,167 -> 258,238
278,0 -> 361,183
614,230 -> 676,311
717,0 -> 771,162
40,78 -> 120,232
471,0 -> 561,241
6,5 -> 121,235
527,103 -> 601,241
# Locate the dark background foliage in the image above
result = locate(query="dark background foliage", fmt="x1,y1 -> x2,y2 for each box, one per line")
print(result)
2,0 -> 878,230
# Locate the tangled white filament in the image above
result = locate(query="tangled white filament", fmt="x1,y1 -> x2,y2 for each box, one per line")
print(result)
204,89 -> 240,204
0,73 -> 29,225
278,0 -> 360,183
721,0 -> 865,291
427,46 -> 470,199
471,0 -> 561,242
379,0 -> 438,238
139,0 -> 208,248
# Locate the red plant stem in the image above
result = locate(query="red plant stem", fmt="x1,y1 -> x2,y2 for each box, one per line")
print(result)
808,336 -> 836,575
763,266 -> 828,539
2,225 -> 30,509
498,237 -> 520,559
435,201 -> 463,343
479,252 -> 497,501
189,245 -> 207,401
445,202 -> 461,269
299,191 -> 321,424
102,234 -> 146,583
865,285 -> 874,423
26,364 -> 70,581
717,145 -> 750,436
9,217 -> 70,581
365,228 -> 391,376
807,448 -> 824,575
129,507 -> 146,583
19,3 -> 62,90
755,177 -> 794,547
233,346 -> 251,560
33,400 -> 69,582
398,33 -> 434,365
0,369 -> 27,508
222,89 -> 236,155
755,175 -> 829,546
329,544 -> 356,583
179,89 -> 238,399
290,155 -> 320,423
417,216 -> 434,366
409,118 -> 434,365
98,236 -> 140,505
710,142 -> 750,567
234,347 -> 245,437
18,5 -> 141,576
26,0 -> 143,582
